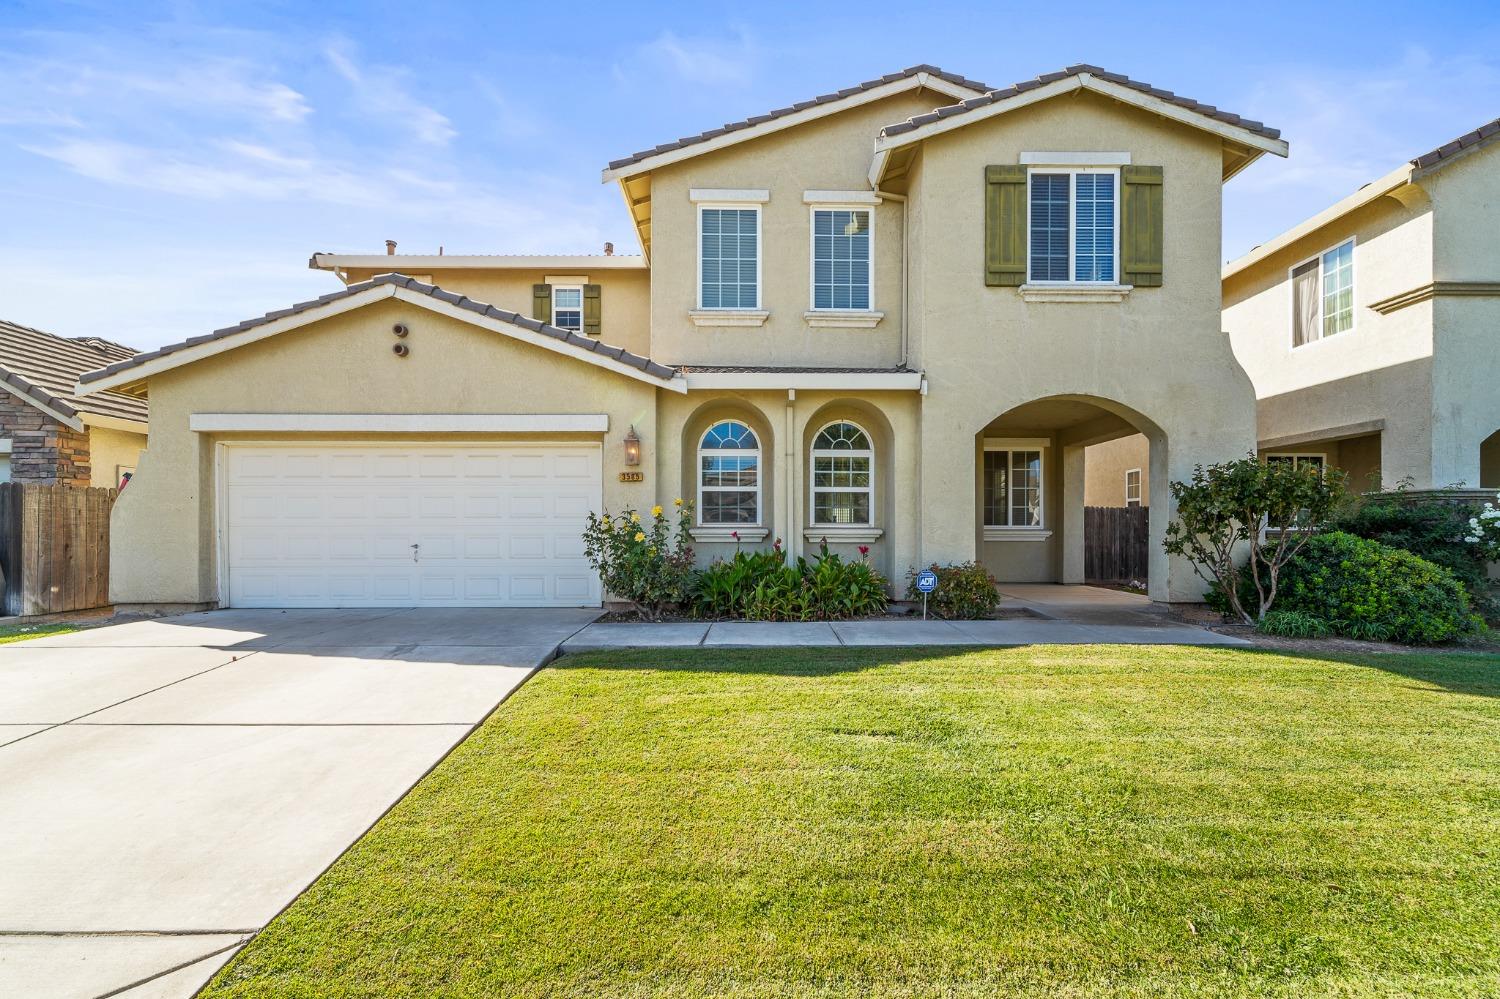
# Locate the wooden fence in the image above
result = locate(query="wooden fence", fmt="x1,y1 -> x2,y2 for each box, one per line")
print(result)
0,483 -> 116,616
1084,505 -> 1149,584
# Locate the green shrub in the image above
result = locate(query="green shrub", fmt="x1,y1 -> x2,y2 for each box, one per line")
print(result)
691,543 -> 888,621
1332,491 -> 1500,620
1256,610 -> 1331,639
1274,532 -> 1482,645
582,501 -> 696,620
904,562 -> 1000,619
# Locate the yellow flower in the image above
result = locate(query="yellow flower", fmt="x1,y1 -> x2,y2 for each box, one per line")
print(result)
647,546 -> 657,556
673,497 -> 683,506
630,512 -> 641,524
634,531 -> 646,543
651,504 -> 663,517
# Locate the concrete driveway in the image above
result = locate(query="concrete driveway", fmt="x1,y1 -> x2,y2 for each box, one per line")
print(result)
0,606 -> 599,999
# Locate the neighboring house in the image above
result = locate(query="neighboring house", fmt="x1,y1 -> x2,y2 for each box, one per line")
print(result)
1224,118 -> 1500,495
1082,435 -> 1150,508
78,64 -> 1286,609
0,319 -> 148,488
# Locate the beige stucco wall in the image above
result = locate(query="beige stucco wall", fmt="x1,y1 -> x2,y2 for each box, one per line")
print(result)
903,92 -> 1257,601
338,266 -> 652,359
109,298 -> 658,605
655,389 -> 921,585
1423,144 -> 1500,488
645,90 -> 942,368
86,425 -> 146,490
1083,434 -> 1150,507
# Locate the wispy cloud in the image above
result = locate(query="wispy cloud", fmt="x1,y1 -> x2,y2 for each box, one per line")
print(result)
627,29 -> 759,87
323,38 -> 456,145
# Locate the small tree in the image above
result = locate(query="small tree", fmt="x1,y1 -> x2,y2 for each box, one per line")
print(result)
1162,455 -> 1346,624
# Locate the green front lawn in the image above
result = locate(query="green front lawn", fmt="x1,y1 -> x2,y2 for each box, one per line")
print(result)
205,646 -> 1500,998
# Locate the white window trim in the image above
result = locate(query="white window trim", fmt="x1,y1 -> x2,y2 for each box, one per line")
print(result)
690,189 -> 770,203
808,421 -> 875,528
696,421 -> 763,530
1125,467 -> 1143,507
806,204 -> 876,315
1266,452 -> 1328,473
1020,151 -> 1132,166
696,203 -> 763,312
1025,167 -> 1120,286
982,440 -> 1047,537
551,283 -> 584,333
1288,236 -> 1357,350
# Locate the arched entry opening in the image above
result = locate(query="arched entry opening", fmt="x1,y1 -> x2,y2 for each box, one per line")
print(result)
974,395 -> 1168,600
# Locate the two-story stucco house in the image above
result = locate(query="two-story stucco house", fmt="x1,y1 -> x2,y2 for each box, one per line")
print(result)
1223,118 -> 1500,496
77,64 -> 1286,609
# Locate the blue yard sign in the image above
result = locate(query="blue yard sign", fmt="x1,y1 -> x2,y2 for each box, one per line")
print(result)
915,569 -> 939,620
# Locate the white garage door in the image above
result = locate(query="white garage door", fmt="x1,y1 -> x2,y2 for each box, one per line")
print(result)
222,443 -> 601,607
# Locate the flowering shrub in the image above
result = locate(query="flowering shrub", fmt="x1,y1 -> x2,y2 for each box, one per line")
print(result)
690,541 -> 889,620
1332,489 -> 1500,619
904,562 -> 1001,619
582,500 -> 695,620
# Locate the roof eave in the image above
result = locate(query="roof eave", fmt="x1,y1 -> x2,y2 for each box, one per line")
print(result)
310,253 -> 648,272
871,73 -> 1288,185
1222,162 -> 1415,279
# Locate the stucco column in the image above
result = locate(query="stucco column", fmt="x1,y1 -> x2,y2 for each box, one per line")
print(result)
918,421 -> 977,566
1061,444 -> 1086,584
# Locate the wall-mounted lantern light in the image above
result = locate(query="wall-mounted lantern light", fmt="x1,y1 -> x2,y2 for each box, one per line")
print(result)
623,426 -> 642,466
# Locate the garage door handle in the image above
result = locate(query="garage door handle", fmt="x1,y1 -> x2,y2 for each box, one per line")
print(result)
411,543 -> 420,563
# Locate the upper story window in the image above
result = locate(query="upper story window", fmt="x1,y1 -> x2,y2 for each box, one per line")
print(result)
1291,238 -> 1354,347
699,206 -> 760,310
1125,468 -> 1143,507
983,447 -> 1044,528
1028,168 -> 1118,284
698,420 -> 761,525
811,209 -> 872,311
810,421 -> 874,526
551,285 -> 583,332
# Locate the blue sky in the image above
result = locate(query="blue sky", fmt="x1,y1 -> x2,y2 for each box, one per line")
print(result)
4,0 -> 1499,349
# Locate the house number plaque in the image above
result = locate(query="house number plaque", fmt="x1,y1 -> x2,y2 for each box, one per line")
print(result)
618,471 -> 644,482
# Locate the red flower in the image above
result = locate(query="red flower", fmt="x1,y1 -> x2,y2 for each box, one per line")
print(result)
858,545 -> 870,557
773,538 -> 782,550
731,530 -> 739,540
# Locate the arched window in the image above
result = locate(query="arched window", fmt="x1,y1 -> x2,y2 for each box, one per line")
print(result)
810,421 -> 873,526
698,420 -> 761,524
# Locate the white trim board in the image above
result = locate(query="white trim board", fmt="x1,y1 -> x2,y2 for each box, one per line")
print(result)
690,189 -> 770,203
311,254 -> 647,272
81,413 -> 149,434
189,414 -> 610,434
602,72 -> 986,183
1020,151 -> 1131,165
0,380 -> 83,432
683,371 -> 922,391
76,283 -> 688,396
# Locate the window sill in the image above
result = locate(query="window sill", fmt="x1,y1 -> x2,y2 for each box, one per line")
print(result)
803,526 -> 883,544
803,310 -> 884,329
983,527 -> 1053,542
689,310 -> 769,328
689,526 -> 769,543
1018,284 -> 1132,303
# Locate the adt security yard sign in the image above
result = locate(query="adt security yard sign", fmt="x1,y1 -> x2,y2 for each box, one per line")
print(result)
915,569 -> 939,619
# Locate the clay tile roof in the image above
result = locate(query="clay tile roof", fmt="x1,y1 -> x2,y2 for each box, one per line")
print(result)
879,63 -> 1282,142
605,64 -> 990,172
0,319 -> 148,425
78,274 -> 679,387
1410,115 -> 1500,170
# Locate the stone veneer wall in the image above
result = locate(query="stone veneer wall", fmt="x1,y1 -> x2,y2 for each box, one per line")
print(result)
0,394 -> 91,487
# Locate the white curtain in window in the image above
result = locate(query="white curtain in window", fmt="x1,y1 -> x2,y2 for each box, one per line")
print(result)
1291,259 -> 1319,347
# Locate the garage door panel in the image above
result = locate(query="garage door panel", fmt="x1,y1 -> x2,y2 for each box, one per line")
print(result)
224,444 -> 601,607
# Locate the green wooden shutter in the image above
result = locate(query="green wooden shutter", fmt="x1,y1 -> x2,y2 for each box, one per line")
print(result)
1120,166 -> 1163,287
583,284 -> 601,336
532,283 -> 552,323
985,165 -> 1027,287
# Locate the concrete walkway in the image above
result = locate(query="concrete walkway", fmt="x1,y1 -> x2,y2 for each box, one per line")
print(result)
562,585 -> 1246,652
0,606 -> 599,999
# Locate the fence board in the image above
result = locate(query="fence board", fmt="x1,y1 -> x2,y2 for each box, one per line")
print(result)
1085,505 -> 1149,584
0,483 -> 116,616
